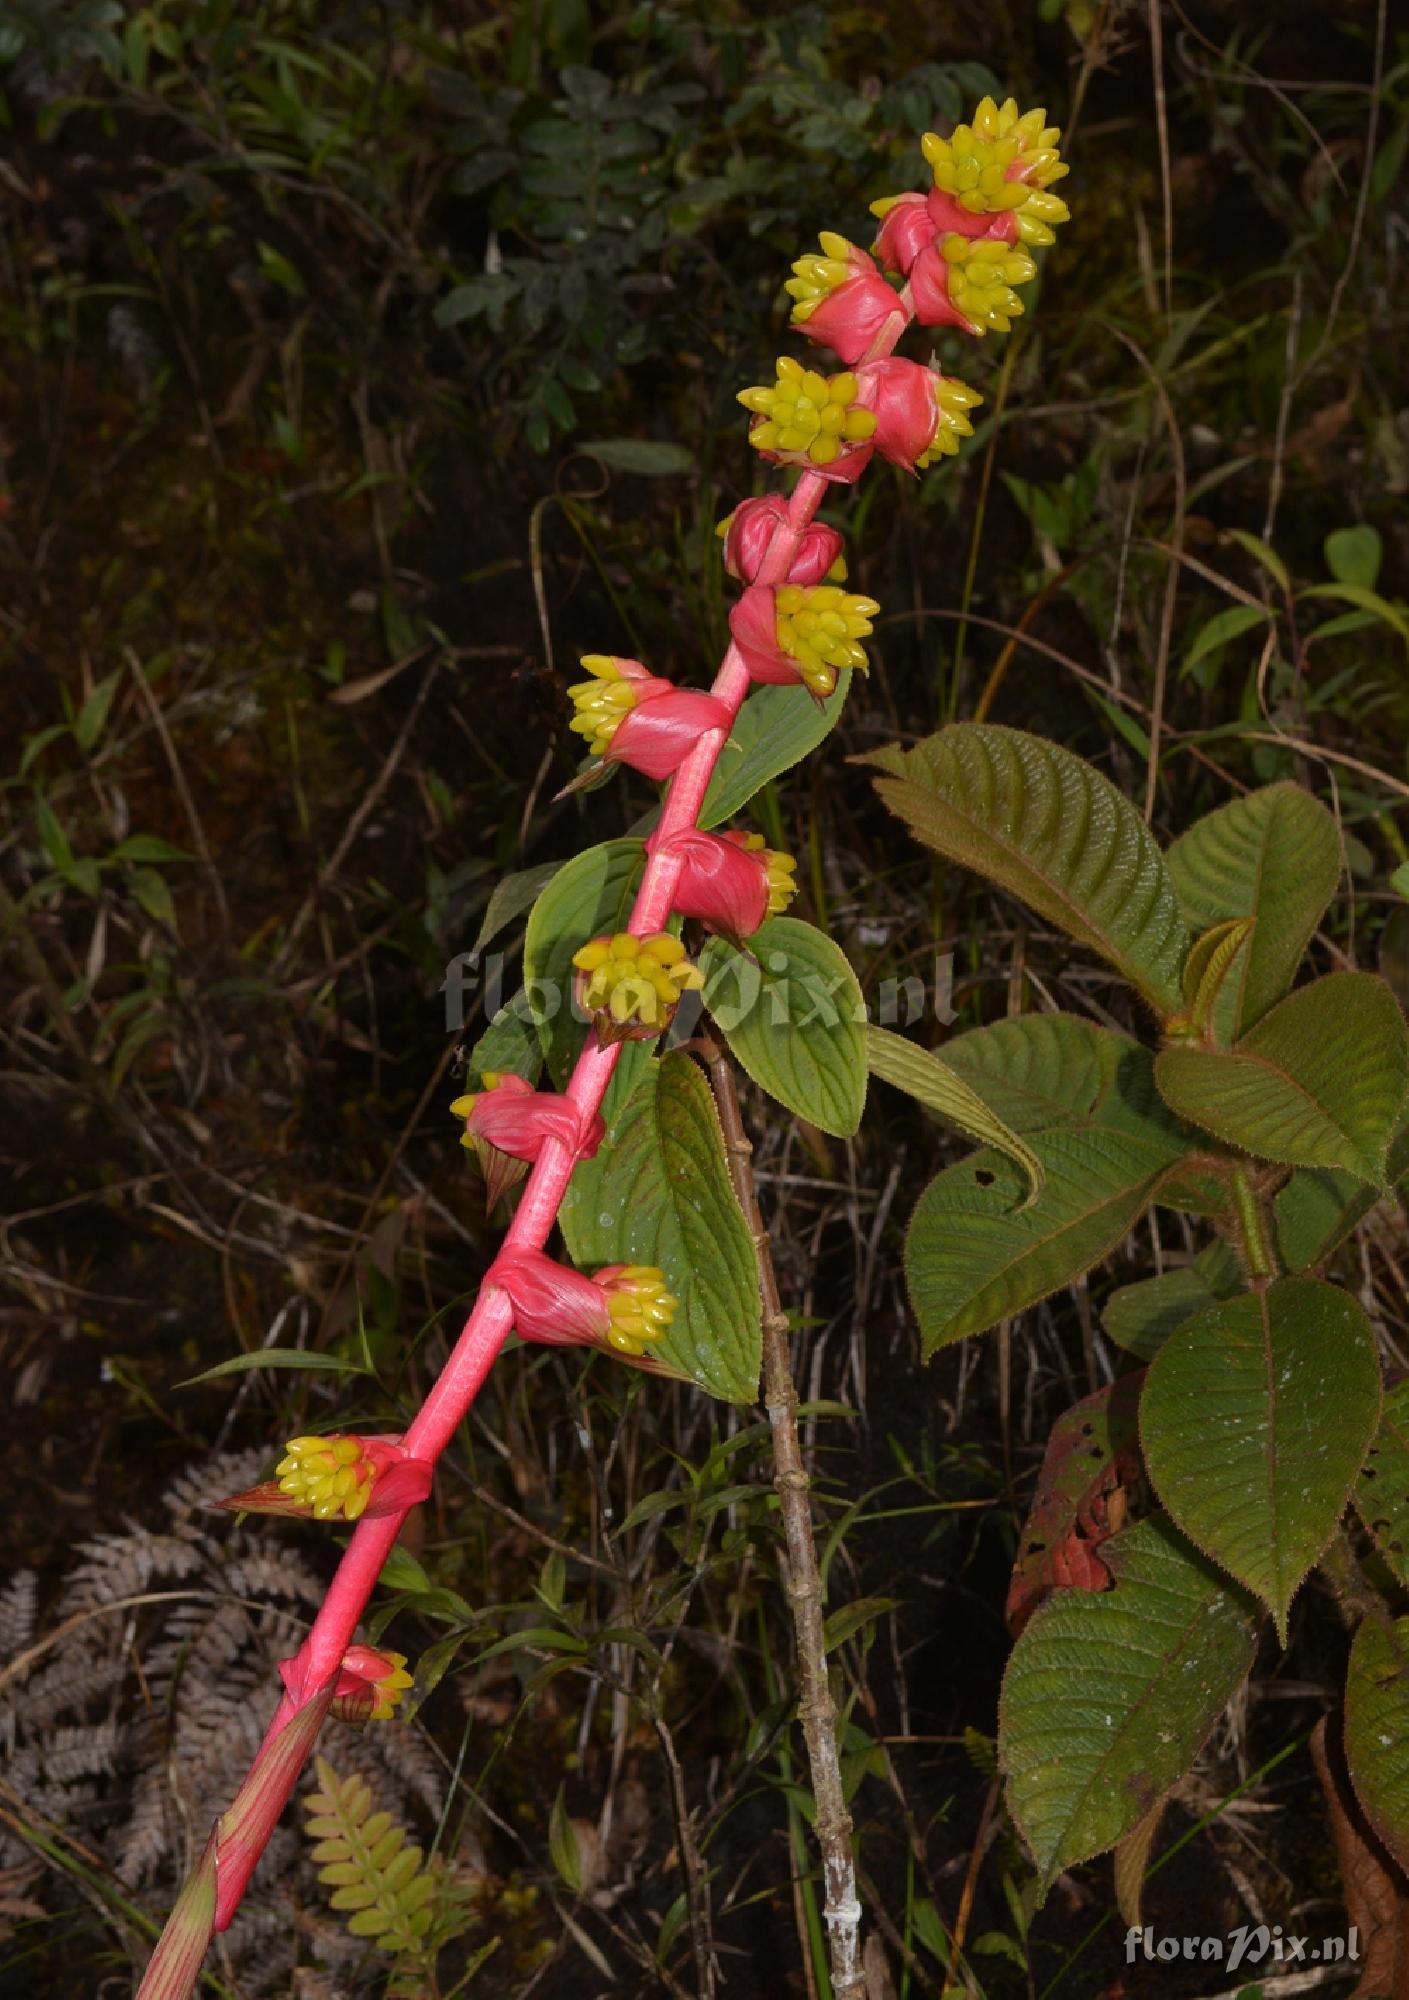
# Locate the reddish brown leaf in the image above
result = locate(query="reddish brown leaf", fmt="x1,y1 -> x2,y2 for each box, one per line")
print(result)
1311,1714 -> 1409,1999
1006,1371 -> 1144,1637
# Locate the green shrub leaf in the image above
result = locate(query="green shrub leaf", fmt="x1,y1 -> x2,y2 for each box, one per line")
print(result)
559,1051 -> 761,1401
1345,1616 -> 1409,1874
904,1018 -> 1194,1353
1154,972 -> 1408,1186
905,1134 -> 1185,1357
700,675 -> 850,828
1275,1116 -> 1409,1272
866,724 -> 1188,1015
1102,1242 -> 1242,1361
937,1013 -> 1179,1138
1165,782 -> 1342,1035
865,1024 -> 1042,1207
1355,1380 -> 1409,1590
701,917 -> 865,1138
1139,1277 -> 1381,1639
999,1515 -> 1259,1893
522,837 -> 646,1084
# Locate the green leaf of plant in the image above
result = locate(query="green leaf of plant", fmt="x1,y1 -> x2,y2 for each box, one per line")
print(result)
1301,581 -> 1409,651
178,1348 -> 371,1387
473,861 -> 562,958
700,917 -> 866,1138
1345,1615 -> 1409,1873
1275,1116 -> 1409,1272
866,724 -> 1189,1015
700,675 -> 850,829
522,837 -> 645,1085
1182,604 -> 1271,683
1165,782 -> 1342,1035
1224,527 -> 1290,593
129,866 -> 175,927
75,670 -> 121,753
937,1013 -> 1168,1136
864,1024 -> 1043,1207
1102,1241 -> 1243,1362
1355,1380 -> 1409,1590
110,832 -> 190,864
1154,973 -> 1408,1186
905,1130 -> 1186,1357
578,438 -> 695,477
549,1784 -> 583,1892
466,991 -> 545,1087
1139,1277 -> 1381,1639
999,1515 -> 1259,1894
903,1017 -> 1196,1352
1325,524 -> 1383,591
559,1051 -> 761,1402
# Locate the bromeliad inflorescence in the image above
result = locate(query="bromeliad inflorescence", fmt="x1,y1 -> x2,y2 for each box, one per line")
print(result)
136,88 -> 1070,2000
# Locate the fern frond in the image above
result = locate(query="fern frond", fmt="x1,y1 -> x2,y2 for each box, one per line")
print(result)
303,1756 -> 436,1958
0,1571 -> 37,1662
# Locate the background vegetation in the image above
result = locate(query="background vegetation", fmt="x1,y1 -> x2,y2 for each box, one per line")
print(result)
0,1 -> 1405,1993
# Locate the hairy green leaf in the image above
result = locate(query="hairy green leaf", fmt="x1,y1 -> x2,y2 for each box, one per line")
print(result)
1275,1115 -> 1409,1272
1165,783 -> 1342,1034
701,917 -> 865,1137
1355,1380 -> 1409,1590
700,675 -> 850,828
1140,1278 -> 1381,1638
559,1051 -> 761,1401
906,1129 -> 1186,1356
1000,1515 -> 1258,1893
867,724 -> 1188,1014
522,837 -> 646,1085
1179,916 -> 1255,1039
1345,1616 -> 1409,1874
938,1013 -> 1174,1138
467,993 -> 546,1087
865,1024 -> 1042,1207
1102,1242 -> 1243,1361
905,1019 -> 1194,1352
1154,973 -> 1408,1185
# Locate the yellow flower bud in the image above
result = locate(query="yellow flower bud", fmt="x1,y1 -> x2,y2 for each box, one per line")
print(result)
737,357 -> 877,468
571,931 -> 705,1042
774,584 -> 880,699
600,1264 -> 678,1356
276,1436 -> 379,1522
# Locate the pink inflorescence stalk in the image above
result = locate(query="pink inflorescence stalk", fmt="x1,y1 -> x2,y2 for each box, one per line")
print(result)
136,94 -> 1069,1994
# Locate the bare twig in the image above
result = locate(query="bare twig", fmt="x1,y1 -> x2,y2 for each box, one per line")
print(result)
703,1038 -> 866,2000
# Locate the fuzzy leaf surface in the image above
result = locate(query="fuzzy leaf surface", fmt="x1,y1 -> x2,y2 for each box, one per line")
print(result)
1345,1616 -> 1409,1874
1154,973 -> 1408,1185
700,917 -> 865,1137
865,1024 -> 1042,1205
1102,1242 -> 1242,1362
559,1051 -> 760,1401
1275,1116 -> 1409,1272
1166,782 -> 1342,1035
905,1020 -> 1193,1353
1356,1381 -> 1409,1591
1000,1515 -> 1259,1893
1139,1277 -> 1381,1638
867,725 -> 1188,1014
